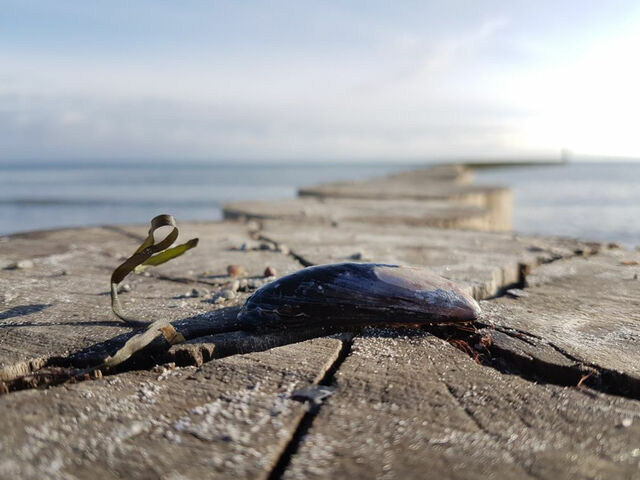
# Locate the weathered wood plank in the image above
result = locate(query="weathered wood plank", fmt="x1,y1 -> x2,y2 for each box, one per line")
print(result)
283,333 -> 640,479
0,221 -> 302,380
483,249 -> 640,386
260,220 -> 595,300
0,226 -> 141,269
98,220 -> 299,280
0,215 -> 599,383
0,337 -> 344,480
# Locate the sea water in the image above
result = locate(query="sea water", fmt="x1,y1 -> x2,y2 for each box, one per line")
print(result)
0,162 -> 407,235
474,162 -> 640,248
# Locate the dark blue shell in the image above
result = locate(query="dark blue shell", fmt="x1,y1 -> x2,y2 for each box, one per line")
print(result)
238,263 -> 480,332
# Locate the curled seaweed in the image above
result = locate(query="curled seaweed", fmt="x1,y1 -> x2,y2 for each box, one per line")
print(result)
110,214 -> 198,327
104,214 -> 198,367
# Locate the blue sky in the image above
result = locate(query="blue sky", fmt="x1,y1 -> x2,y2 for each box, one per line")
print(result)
1,1 -> 639,161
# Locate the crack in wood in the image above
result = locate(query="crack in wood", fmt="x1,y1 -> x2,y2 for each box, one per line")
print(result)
442,382 -> 487,434
266,334 -> 353,480
446,323 -> 640,401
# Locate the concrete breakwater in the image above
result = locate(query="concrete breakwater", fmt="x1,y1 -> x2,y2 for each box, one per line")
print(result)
0,164 -> 638,479
225,164 -> 512,231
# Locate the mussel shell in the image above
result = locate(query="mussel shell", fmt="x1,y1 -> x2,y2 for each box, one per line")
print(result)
238,263 -> 480,332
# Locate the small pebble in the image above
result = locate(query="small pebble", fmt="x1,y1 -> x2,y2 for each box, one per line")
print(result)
219,289 -> 236,300
291,385 -> 335,405
15,259 -> 34,269
247,220 -> 260,231
264,266 -> 277,277
118,283 -> 132,293
238,278 -> 249,291
227,264 -> 245,277
229,280 -> 240,292
348,251 -> 366,261
247,278 -> 265,289
190,287 -> 210,298
506,288 -> 528,298
152,362 -> 176,374
621,418 -> 633,428
277,244 -> 290,255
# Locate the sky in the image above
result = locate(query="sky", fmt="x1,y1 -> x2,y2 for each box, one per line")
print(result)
1,1 -> 640,162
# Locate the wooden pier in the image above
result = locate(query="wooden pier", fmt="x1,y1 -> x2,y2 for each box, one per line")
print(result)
0,164 -> 638,479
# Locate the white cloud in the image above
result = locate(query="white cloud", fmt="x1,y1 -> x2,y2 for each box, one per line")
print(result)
1,3 -> 639,161
503,22 -> 640,157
